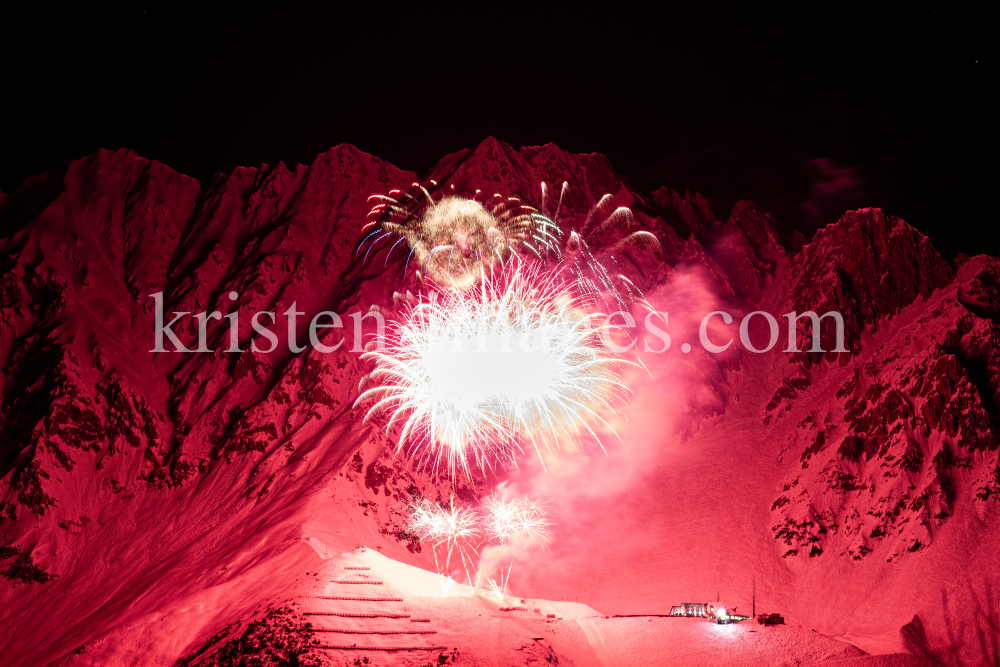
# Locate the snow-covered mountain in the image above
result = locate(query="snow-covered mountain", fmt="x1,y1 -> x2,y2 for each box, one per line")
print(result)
0,139 -> 995,666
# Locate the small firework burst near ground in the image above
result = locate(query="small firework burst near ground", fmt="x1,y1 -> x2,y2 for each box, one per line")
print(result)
356,265 -> 633,477
483,494 -> 553,550
406,496 -> 481,548
405,496 -> 481,592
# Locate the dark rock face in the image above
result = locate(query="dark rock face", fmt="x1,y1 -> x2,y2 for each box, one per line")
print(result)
0,146 -> 409,503
785,208 -> 954,355
765,209 -> 998,565
0,137 -> 997,666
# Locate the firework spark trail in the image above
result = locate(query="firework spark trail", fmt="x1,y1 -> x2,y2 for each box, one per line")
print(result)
356,265 -> 633,477
485,563 -> 513,601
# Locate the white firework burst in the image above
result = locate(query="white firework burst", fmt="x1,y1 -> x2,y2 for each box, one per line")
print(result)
356,265 -> 632,477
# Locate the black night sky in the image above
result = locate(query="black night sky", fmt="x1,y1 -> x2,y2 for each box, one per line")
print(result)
2,6 -> 993,259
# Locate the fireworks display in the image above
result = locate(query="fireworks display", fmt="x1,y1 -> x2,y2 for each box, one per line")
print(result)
404,493 -> 552,598
356,265 -> 633,477
356,180 -> 660,315
483,493 -> 553,550
539,181 -> 660,314
361,184 -> 557,291
406,496 -> 481,547
357,180 -> 647,597
405,495 -> 481,592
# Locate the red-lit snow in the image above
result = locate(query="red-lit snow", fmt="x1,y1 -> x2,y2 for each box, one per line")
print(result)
1,140 -> 997,666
